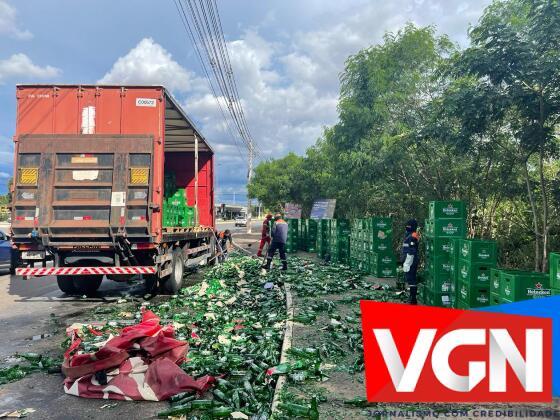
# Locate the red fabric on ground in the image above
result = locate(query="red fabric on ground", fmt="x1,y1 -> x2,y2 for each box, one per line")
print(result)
62,309 -> 214,401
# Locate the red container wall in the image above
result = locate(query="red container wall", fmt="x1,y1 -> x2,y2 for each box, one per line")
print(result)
164,152 -> 214,227
15,85 -> 215,238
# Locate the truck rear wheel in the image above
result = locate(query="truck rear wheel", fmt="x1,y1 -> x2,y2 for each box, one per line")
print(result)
160,249 -> 184,294
74,275 -> 103,295
57,276 -> 77,294
57,275 -> 103,295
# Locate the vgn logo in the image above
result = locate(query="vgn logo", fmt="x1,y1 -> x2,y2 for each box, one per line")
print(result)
360,301 -> 551,402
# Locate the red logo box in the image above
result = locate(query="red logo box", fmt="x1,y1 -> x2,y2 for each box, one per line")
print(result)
360,301 -> 552,402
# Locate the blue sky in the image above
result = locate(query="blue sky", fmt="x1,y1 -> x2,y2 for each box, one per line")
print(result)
0,0 -> 491,201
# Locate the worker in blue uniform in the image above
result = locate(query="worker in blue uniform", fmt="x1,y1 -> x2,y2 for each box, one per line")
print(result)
401,219 -> 420,305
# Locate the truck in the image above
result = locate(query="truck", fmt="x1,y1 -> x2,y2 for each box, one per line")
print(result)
11,85 -> 216,294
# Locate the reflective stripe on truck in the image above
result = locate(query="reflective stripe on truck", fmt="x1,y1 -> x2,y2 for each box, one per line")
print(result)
16,266 -> 157,277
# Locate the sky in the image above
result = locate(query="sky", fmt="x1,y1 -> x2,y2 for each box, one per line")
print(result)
0,0 -> 491,202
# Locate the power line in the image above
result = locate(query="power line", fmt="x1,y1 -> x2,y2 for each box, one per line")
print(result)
172,0 -> 246,162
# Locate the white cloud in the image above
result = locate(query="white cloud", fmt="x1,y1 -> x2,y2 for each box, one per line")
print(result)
0,0 -> 32,40
0,172 -> 11,179
98,38 -> 205,93
0,53 -> 60,83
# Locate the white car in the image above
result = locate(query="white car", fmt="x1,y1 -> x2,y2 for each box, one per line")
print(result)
234,216 -> 247,227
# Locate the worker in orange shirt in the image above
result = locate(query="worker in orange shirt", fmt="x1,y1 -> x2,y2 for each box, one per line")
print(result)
257,213 -> 273,257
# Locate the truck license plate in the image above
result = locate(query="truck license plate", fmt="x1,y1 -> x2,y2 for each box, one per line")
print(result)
22,251 -> 45,260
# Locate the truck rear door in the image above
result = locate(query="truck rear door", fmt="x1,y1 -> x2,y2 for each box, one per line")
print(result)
12,135 -> 154,245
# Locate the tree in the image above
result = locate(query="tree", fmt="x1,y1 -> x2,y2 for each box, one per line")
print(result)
454,0 -> 560,270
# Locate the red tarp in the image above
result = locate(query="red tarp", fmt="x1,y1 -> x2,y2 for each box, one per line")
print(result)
63,309 -> 214,401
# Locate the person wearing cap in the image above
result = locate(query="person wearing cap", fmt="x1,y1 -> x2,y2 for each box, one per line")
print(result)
262,214 -> 288,271
401,219 -> 420,304
257,213 -> 273,257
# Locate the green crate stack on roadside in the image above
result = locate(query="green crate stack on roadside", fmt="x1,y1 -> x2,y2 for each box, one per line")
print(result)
286,219 -> 299,253
549,253 -> 560,297
316,219 -> 330,258
368,217 -> 396,278
456,239 -> 497,308
424,201 -> 467,308
305,219 -> 318,252
349,219 -> 367,271
297,218 -> 308,251
329,219 -> 350,264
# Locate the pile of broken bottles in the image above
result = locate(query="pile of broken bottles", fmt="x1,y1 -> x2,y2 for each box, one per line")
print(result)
60,255 -> 405,419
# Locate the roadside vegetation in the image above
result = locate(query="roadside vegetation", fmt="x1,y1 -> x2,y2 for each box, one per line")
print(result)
248,0 -> 560,271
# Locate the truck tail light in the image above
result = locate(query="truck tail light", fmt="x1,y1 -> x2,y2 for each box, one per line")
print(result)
130,167 -> 149,184
19,168 -> 38,185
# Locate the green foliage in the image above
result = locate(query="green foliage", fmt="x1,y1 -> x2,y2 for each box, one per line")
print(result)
248,1 -> 560,269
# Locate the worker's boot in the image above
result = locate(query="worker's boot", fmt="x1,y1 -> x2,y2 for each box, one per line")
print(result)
408,285 -> 418,305
281,260 -> 288,271
262,257 -> 272,270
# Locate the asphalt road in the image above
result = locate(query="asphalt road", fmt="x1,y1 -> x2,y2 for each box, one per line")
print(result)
0,220 -> 263,418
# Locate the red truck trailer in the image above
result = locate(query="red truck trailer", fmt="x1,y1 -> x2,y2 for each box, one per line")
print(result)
11,85 -> 216,294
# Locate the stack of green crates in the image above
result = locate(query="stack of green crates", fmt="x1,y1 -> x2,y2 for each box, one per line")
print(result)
550,253 -> 560,297
316,219 -> 330,258
489,267 -> 550,305
455,239 -> 497,308
305,219 -> 318,252
163,188 -> 195,227
348,217 -> 395,277
328,219 -> 350,264
424,201 -> 467,308
368,217 -> 395,278
286,219 -> 299,253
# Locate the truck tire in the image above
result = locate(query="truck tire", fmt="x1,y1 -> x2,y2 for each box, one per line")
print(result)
57,276 -> 77,294
73,275 -> 103,295
160,249 -> 184,294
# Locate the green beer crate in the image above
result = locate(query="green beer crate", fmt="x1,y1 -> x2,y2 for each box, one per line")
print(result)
458,279 -> 490,307
370,217 -> 392,232
370,252 -> 396,278
490,292 -> 502,306
457,260 -> 494,286
549,252 -> 560,289
429,200 -> 466,220
426,255 -> 453,277
490,267 -> 502,293
455,299 -> 471,310
426,272 -> 455,294
501,271 -> 550,302
423,287 -> 454,308
425,237 -> 454,259
552,288 -> 560,296
458,239 -> 497,264
424,218 -> 466,238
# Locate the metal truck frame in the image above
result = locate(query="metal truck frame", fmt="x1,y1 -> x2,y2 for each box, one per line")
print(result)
11,85 -> 216,294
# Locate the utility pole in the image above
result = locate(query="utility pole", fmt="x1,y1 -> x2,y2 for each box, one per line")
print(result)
247,143 -> 254,234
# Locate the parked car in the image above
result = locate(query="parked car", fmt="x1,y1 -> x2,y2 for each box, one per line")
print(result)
235,215 -> 247,227
0,231 -> 15,274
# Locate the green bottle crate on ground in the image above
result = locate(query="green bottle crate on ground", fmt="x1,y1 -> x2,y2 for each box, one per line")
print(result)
424,218 -> 467,238
490,292 -> 502,306
457,260 -> 494,286
552,288 -> 560,296
455,299 -> 470,309
500,271 -> 550,302
423,286 -> 454,308
429,200 -> 467,220
458,279 -> 490,307
457,239 -> 497,264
